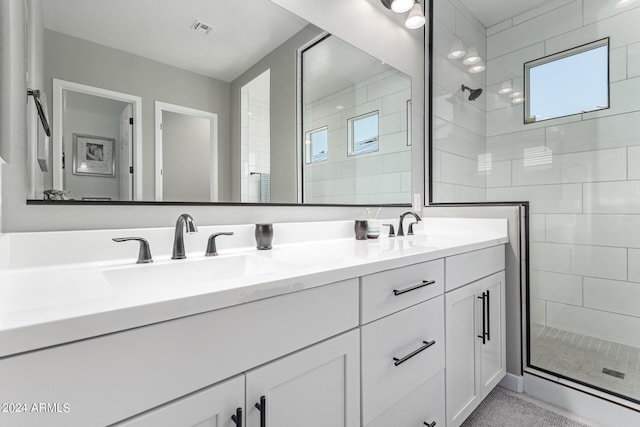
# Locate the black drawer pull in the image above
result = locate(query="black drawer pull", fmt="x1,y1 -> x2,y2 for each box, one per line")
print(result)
231,407 -> 243,427
486,289 -> 491,341
255,396 -> 266,427
393,340 -> 436,366
424,422 -> 436,427
477,292 -> 487,344
393,280 -> 436,296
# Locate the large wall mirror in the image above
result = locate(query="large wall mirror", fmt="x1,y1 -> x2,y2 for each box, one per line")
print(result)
28,0 -> 413,205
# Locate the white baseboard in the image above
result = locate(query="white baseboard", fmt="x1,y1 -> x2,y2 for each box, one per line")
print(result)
499,373 -> 524,393
523,372 -> 640,427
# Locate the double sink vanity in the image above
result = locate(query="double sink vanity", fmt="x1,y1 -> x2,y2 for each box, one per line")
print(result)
0,217 -> 508,427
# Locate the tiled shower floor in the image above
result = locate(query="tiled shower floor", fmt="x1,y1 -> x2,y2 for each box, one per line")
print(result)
531,325 -> 640,402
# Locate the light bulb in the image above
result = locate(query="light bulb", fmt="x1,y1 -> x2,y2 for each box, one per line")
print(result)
615,0 -> 636,8
468,60 -> 486,73
498,81 -> 513,95
448,40 -> 466,59
404,2 -> 426,29
391,0 -> 414,13
462,47 -> 481,65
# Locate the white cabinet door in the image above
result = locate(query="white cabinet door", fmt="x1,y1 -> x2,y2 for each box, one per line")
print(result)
245,330 -> 360,427
116,375 -> 244,427
445,281 -> 482,427
479,271 -> 506,397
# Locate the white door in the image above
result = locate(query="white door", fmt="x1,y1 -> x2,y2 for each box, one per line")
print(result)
480,271 -> 506,397
445,281 -> 482,427
116,375 -> 244,427
118,104 -> 133,201
246,330 -> 360,427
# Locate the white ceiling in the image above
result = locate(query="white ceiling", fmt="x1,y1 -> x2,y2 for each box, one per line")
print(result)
42,0 -> 309,82
303,36 -> 401,103
460,0 -> 556,28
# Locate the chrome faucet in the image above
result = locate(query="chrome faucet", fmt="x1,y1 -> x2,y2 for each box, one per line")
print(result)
172,214 -> 198,259
397,211 -> 422,237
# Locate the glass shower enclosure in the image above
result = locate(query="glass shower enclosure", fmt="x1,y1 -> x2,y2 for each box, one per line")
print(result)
430,0 -> 640,404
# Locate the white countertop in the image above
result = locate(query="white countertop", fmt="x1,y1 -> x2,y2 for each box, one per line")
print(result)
0,218 -> 508,357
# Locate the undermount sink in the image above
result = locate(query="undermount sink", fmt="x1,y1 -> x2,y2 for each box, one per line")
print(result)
102,254 -> 288,290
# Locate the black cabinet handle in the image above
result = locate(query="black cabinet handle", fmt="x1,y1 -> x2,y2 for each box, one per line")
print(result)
255,396 -> 266,427
393,280 -> 436,296
393,340 -> 436,366
231,407 -> 243,427
486,289 -> 491,341
424,422 -> 436,427
477,292 -> 487,344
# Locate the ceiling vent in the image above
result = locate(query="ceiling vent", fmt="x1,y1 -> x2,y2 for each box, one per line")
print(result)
191,20 -> 213,35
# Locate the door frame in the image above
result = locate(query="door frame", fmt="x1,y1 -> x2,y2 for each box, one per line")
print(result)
154,101 -> 219,202
52,79 -> 143,200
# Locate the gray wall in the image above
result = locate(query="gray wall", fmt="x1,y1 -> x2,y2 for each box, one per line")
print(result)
162,112 -> 211,202
0,0 -> 423,232
43,29 -> 231,202
230,25 -> 324,203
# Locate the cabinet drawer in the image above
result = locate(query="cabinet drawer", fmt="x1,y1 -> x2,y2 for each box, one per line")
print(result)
361,295 -> 445,425
0,279 -> 359,427
445,245 -> 505,292
366,369 -> 445,427
361,259 -> 444,324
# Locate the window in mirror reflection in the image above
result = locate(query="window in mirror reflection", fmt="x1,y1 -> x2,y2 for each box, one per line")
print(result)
348,111 -> 379,156
525,38 -> 609,123
305,127 -> 328,163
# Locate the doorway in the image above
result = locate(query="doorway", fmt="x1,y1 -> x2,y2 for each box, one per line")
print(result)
154,102 -> 219,202
52,79 -> 142,201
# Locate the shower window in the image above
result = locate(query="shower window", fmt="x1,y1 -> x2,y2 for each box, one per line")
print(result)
524,38 -> 609,123
305,126 -> 328,164
348,111 -> 379,156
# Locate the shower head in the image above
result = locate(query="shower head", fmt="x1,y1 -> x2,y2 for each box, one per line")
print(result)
461,84 -> 483,101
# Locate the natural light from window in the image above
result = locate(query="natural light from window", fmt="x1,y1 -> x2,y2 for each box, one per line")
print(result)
525,39 -> 609,123
348,112 -> 379,156
305,127 -> 328,163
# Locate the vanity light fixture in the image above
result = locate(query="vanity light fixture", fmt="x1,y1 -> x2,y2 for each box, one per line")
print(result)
468,60 -> 486,73
405,1 -> 426,29
380,0 -> 426,29
380,0 -> 414,13
448,40 -> 466,59
498,81 -> 513,95
462,47 -> 481,65
615,0 -> 636,8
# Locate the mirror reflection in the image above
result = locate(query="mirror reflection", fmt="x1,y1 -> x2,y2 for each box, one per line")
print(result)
29,0 -> 412,205
302,36 -> 412,204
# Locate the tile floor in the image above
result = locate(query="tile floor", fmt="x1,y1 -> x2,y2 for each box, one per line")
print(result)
531,325 -> 640,402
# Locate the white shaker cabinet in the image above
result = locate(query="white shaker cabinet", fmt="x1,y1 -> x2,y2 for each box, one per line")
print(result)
116,375 -> 245,427
118,330 -> 359,427
445,270 -> 506,427
245,329 -> 360,427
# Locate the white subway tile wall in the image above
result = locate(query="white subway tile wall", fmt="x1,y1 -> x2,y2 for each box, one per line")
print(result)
434,0 -> 640,356
303,70 -> 411,204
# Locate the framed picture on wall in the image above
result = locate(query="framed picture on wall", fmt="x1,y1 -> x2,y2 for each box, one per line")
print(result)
72,134 -> 115,177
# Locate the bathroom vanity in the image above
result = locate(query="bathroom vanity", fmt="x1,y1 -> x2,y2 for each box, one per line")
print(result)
0,218 -> 507,426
